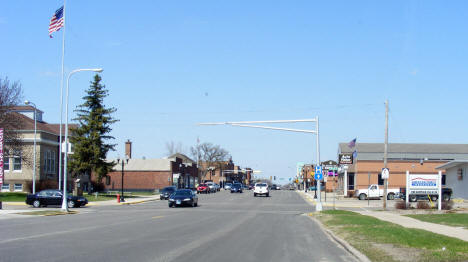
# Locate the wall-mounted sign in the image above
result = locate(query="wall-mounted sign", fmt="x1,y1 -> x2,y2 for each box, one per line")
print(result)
339,153 -> 353,165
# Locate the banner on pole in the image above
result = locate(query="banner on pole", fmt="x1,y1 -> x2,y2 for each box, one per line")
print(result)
0,128 -> 4,188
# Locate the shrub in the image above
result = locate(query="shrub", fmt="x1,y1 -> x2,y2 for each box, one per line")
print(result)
395,201 -> 409,209
416,201 -> 431,209
91,181 -> 105,192
441,200 -> 453,210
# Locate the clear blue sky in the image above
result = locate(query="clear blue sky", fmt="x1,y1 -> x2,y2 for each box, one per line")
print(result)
2,1 -> 468,183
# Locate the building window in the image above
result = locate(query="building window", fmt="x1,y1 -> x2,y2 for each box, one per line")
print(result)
44,150 -> 56,174
1,184 -> 10,192
378,174 -> 384,185
106,176 -> 111,185
4,157 -> 9,171
13,152 -> 22,171
14,183 -> 23,191
442,174 -> 446,185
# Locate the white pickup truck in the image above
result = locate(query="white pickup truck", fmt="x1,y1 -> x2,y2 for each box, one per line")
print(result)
355,184 -> 400,200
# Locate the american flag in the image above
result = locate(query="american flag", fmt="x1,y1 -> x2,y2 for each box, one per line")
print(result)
49,6 -> 64,38
348,138 -> 356,148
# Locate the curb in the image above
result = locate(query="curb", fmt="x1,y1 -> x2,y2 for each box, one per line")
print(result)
307,214 -> 371,262
120,198 -> 159,205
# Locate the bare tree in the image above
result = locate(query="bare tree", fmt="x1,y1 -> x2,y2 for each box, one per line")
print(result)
165,141 -> 186,156
190,142 -> 230,181
0,77 -> 25,160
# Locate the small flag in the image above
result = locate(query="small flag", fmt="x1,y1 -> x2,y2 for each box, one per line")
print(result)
348,138 -> 356,148
352,150 -> 358,159
49,6 -> 64,38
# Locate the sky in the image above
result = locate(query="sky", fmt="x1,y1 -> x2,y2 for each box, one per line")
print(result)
2,1 -> 468,184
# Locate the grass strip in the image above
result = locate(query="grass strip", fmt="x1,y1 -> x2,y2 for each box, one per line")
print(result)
405,213 -> 468,229
0,192 -> 27,202
313,210 -> 468,262
17,210 -> 77,216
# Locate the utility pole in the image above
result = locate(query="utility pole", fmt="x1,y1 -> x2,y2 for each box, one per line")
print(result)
383,100 -> 389,210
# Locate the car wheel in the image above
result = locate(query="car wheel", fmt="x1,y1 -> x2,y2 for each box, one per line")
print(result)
192,201 -> 195,207
33,200 -> 41,208
409,195 -> 417,202
168,203 -> 173,208
194,202 -> 198,207
67,200 -> 75,208
266,193 -> 269,197
254,193 -> 257,197
430,195 -> 438,201
443,194 -> 450,201
387,193 -> 395,200
359,193 -> 366,200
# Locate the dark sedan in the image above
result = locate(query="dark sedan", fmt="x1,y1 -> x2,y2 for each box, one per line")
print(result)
159,186 -> 177,200
26,189 -> 88,208
168,189 -> 198,208
230,183 -> 243,193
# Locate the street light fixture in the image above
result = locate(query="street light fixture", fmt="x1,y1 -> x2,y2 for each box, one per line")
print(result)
24,100 -> 37,194
61,68 -> 103,212
117,155 -> 129,202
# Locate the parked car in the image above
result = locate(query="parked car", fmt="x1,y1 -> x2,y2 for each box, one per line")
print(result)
248,184 -> 255,190
399,187 -> 452,202
26,189 -> 88,208
224,183 -> 233,190
197,183 -> 210,194
168,189 -> 198,207
230,183 -> 243,193
160,186 -> 177,200
354,184 -> 400,200
253,183 -> 269,197
214,183 -> 221,191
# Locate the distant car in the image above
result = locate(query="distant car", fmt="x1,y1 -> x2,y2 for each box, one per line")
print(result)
197,184 -> 210,194
214,183 -> 221,191
248,184 -> 255,190
254,183 -> 269,197
26,189 -> 88,208
160,186 -> 177,200
230,183 -> 243,193
206,182 -> 217,193
224,183 -> 233,190
168,189 -> 198,207
271,184 -> 278,190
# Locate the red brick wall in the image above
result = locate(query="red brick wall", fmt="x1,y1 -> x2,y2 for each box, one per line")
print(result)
104,171 -> 172,191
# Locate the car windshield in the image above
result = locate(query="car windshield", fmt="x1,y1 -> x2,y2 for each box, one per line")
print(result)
256,184 -> 267,187
173,190 -> 192,196
199,184 -> 208,187
226,183 -> 232,186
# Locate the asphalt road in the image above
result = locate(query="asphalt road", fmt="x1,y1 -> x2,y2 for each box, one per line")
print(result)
0,190 -> 358,262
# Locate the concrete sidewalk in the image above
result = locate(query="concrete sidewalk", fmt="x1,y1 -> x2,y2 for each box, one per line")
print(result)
299,191 -> 468,242
86,195 -> 160,206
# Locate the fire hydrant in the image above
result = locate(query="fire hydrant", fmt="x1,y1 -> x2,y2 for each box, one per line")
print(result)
117,193 -> 120,203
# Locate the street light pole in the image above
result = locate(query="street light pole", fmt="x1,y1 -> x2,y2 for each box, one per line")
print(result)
61,68 -> 103,212
117,155 -> 128,202
24,100 -> 37,194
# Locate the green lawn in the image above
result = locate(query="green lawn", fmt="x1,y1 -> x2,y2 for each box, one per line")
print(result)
313,210 -> 468,262
406,213 -> 468,229
0,192 -> 27,202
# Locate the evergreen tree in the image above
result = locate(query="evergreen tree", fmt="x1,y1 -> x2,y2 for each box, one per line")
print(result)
69,74 -> 118,183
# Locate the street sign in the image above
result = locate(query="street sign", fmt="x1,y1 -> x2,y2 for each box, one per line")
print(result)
382,168 -> 390,179
314,166 -> 323,180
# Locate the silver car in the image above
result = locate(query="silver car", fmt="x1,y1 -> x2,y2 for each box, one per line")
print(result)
224,183 -> 233,190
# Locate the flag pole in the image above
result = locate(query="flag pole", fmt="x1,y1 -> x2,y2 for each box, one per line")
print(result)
58,0 -> 67,191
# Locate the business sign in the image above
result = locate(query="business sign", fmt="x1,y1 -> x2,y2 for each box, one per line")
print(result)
408,174 -> 439,195
322,160 -> 338,177
339,153 -> 353,165
0,128 -> 3,188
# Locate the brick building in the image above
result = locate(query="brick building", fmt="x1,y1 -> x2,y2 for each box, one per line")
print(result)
337,143 -> 468,197
2,106 -> 74,193
100,141 -> 198,192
